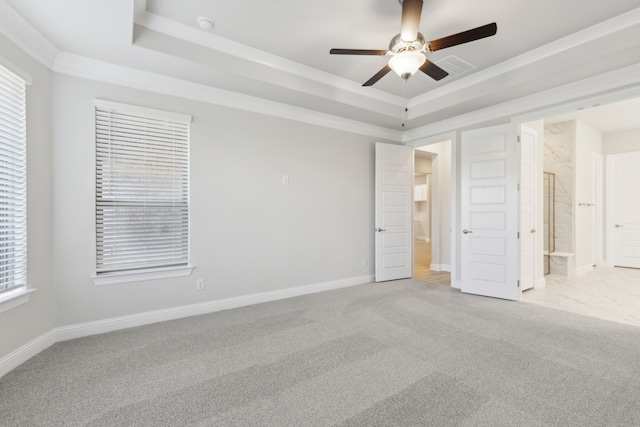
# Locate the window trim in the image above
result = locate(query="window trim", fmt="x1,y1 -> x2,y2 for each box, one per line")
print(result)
91,264 -> 193,286
93,100 -> 193,282
0,287 -> 36,315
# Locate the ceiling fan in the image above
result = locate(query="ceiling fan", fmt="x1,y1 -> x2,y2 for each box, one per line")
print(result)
330,0 -> 497,86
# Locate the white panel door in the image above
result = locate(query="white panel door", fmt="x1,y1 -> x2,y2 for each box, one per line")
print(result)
375,142 -> 413,282
519,126 -> 536,291
461,124 -> 520,300
613,152 -> 640,268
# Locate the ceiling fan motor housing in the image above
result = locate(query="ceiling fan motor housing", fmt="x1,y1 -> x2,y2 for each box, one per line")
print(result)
389,32 -> 427,53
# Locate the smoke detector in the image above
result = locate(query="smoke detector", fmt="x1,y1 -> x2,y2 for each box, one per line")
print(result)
197,17 -> 214,30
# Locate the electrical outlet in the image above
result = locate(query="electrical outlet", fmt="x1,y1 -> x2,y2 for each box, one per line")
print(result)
282,175 -> 289,185
196,278 -> 205,290
362,258 -> 367,267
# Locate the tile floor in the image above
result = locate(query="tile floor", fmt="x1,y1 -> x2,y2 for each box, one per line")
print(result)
522,266 -> 640,327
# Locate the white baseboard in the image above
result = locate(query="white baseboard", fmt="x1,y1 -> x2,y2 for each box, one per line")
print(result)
575,264 -> 594,276
1,274 -> 375,378
453,280 -> 462,290
430,264 -> 451,272
56,274 -> 374,342
0,330 -> 57,379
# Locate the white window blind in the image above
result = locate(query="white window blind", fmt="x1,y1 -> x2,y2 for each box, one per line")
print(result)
0,64 -> 27,294
95,102 -> 190,274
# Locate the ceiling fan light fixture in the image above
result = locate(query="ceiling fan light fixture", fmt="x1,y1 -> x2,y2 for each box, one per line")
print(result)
388,51 -> 426,79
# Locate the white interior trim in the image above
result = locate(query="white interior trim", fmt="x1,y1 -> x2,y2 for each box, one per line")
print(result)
408,7 -> 640,109
54,52 -> 402,141
0,288 -> 36,314
0,330 -> 56,379
593,152 -> 605,266
0,53 -> 32,84
0,1 -> 58,68
92,265 -> 194,286
605,154 -> 616,266
93,99 -> 192,123
407,63 -> 640,142
575,264 -> 594,276
2,0 -> 640,143
1,274 -> 374,378
134,11 -> 404,108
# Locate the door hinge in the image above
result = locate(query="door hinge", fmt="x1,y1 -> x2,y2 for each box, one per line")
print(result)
517,183 -> 520,191
517,232 -> 520,239
517,135 -> 521,143
517,280 -> 520,287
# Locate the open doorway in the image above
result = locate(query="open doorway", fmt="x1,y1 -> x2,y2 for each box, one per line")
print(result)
520,97 -> 640,326
413,140 -> 452,285
413,151 -> 432,280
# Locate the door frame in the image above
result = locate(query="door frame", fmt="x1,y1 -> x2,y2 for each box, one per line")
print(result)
519,125 -> 538,291
592,152 -> 604,266
605,154 -> 615,267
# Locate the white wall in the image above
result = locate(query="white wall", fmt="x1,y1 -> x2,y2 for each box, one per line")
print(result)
575,121 -> 603,272
0,35 -> 55,361
51,74 -> 397,327
603,128 -> 640,154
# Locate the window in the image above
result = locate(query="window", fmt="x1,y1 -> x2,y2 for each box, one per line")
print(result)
94,101 -> 191,283
0,62 -> 27,297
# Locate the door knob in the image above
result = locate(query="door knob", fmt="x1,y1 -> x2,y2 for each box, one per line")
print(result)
376,227 -> 386,232
615,224 -> 624,228
463,229 -> 473,234
531,229 -> 536,234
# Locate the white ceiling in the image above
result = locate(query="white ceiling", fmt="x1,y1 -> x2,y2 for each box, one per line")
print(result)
4,0 -> 640,133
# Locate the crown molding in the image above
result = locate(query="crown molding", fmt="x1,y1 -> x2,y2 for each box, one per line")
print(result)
408,7 -> 640,110
53,52 -> 402,141
0,0 -> 58,69
403,62 -> 640,143
134,11 -> 405,109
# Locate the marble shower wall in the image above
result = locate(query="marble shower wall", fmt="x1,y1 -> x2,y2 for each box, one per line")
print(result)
544,121 -> 575,254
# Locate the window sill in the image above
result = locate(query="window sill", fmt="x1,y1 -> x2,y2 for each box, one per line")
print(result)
92,264 -> 194,286
0,287 -> 37,315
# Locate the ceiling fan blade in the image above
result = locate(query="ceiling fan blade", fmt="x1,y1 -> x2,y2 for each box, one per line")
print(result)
428,23 -> 497,52
419,60 -> 448,81
400,0 -> 423,42
330,49 -> 388,56
363,65 -> 392,86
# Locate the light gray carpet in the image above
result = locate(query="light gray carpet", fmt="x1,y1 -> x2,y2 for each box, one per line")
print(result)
2,279 -> 640,426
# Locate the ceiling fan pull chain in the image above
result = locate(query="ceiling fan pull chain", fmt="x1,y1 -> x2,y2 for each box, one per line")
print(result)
402,78 -> 408,127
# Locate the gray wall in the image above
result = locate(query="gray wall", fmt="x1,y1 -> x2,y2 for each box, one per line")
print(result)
0,35 -> 55,359
51,74 -> 395,327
